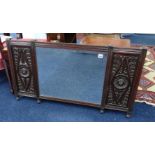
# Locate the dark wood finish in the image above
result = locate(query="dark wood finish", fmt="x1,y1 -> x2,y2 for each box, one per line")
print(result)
0,38 -> 13,92
0,38 -> 3,49
47,33 -> 64,42
101,47 -> 147,116
47,33 -> 76,43
39,96 -> 101,108
3,33 -> 10,36
35,41 -> 109,52
6,40 -> 39,98
64,33 -> 76,43
32,41 -> 40,100
7,40 -> 147,116
2,56 -> 13,93
16,33 -> 23,39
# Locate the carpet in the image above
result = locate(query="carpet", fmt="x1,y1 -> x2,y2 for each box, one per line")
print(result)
122,34 -> 155,46
136,47 -> 155,104
1,67 -> 155,122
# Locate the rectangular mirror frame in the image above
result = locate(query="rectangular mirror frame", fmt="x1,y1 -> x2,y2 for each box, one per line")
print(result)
7,40 -> 147,116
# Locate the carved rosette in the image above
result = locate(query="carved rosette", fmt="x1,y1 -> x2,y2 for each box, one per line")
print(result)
12,46 -> 35,95
106,53 -> 139,108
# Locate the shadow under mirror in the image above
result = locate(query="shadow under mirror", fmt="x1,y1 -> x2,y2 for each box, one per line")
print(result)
36,47 -> 108,105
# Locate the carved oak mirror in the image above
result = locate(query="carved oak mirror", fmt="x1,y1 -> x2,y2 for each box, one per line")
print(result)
7,40 -> 146,117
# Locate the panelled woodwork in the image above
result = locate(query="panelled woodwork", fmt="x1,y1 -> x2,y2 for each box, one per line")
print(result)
102,48 -> 146,115
47,33 -> 76,43
8,42 -> 38,97
12,47 -> 34,93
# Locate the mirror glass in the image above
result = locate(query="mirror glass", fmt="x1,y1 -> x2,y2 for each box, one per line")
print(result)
36,47 -> 108,105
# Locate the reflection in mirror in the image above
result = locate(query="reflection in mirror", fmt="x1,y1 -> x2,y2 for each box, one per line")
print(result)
36,47 -> 108,105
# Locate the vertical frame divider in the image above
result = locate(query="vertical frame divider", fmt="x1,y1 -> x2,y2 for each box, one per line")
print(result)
101,46 -> 114,110
31,41 -> 40,102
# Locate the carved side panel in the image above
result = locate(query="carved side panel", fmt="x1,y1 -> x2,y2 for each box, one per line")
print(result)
11,46 -> 36,96
105,51 -> 140,109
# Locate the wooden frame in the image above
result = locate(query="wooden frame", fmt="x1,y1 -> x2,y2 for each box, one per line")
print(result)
7,40 -> 147,117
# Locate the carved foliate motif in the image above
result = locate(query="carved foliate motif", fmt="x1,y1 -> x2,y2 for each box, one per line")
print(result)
106,53 -> 139,108
12,46 -> 35,95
